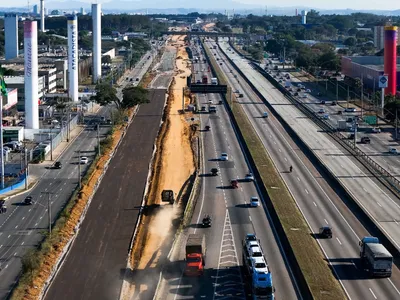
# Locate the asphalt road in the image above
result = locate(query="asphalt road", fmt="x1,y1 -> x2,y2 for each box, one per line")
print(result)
155,44 -> 299,300
269,70 -> 400,179
0,53 -> 155,299
44,89 -> 166,300
0,108 -> 111,299
214,40 -> 400,299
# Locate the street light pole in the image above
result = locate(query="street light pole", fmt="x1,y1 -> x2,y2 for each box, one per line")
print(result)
50,126 -> 53,161
41,192 -> 54,239
78,150 -> 81,189
25,148 -> 28,190
97,124 -> 101,156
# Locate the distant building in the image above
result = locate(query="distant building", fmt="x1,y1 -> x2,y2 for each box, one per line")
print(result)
341,56 -> 400,91
33,4 -> 39,15
4,14 -> 19,60
80,7 -> 85,15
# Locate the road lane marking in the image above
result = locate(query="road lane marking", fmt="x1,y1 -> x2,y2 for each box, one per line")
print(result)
22,217 -> 25,220
284,157 -> 287,161
7,235 -> 10,238
369,288 -> 377,299
305,189 -> 309,194
28,209 -> 31,212
377,202 -> 382,207
313,202 -> 317,207
15,226 -> 18,229
336,237 -> 342,245
249,216 -> 252,222
351,260 -> 357,269
297,177 -> 300,181
395,220 -> 399,225
21,242 -> 24,245
278,148 -> 281,152
35,223 -> 38,226
387,279 -> 400,296
324,219 -> 328,224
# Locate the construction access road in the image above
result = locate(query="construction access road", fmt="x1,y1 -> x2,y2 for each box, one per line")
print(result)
213,40 -> 400,300
44,89 -> 166,300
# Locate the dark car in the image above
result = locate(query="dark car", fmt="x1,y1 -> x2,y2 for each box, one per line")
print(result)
202,215 -> 212,227
331,101 -> 337,106
211,168 -> 218,176
0,200 -> 6,214
294,92 -> 299,96
319,226 -> 332,238
361,136 -> 371,144
24,196 -> 33,205
348,133 -> 355,139
54,161 -> 62,169
320,100 -> 326,104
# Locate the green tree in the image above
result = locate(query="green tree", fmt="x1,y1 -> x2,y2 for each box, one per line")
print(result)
344,37 -> 357,47
122,86 -> 149,108
318,50 -> 340,71
384,98 -> 400,121
93,82 -> 121,107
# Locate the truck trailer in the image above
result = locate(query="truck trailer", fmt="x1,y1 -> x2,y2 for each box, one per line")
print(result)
359,236 -> 392,277
185,234 -> 206,276
243,234 -> 275,299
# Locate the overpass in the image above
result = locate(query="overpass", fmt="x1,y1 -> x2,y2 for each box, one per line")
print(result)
162,31 -> 251,38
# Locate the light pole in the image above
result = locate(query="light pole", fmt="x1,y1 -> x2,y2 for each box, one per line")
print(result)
49,126 -> 53,161
41,191 -> 54,239
77,150 -> 82,189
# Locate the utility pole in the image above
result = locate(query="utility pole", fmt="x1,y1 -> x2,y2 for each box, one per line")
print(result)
361,74 -> 364,119
41,192 -> 54,239
97,124 -> 101,156
78,150 -> 82,189
24,148 -> 28,190
50,126 -> 53,161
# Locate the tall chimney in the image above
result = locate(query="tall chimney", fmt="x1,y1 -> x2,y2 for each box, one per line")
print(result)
67,15 -> 79,102
24,21 -> 39,129
40,0 -> 45,32
92,4 -> 102,83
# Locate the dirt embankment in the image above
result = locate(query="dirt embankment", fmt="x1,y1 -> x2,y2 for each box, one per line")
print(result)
126,35 -> 197,298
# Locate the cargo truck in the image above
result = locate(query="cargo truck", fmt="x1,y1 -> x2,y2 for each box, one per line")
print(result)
243,234 -> 275,299
359,236 -> 393,277
337,120 -> 347,131
211,77 -> 218,85
185,234 -> 206,276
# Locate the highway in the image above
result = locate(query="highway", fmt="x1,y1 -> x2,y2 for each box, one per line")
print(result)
269,69 -> 400,179
209,40 -> 400,299
0,53 -> 154,299
155,43 -> 299,300
44,89 -> 166,300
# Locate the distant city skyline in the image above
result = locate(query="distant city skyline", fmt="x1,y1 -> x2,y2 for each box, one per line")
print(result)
0,0 -> 399,12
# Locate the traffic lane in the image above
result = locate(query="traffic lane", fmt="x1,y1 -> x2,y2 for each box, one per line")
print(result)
44,89 -> 166,300
207,91 -> 299,299
217,47 -> 395,298
222,45 -> 400,259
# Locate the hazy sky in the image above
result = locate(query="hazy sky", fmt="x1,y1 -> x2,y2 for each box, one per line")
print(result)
243,0 -> 398,10
2,0 -> 399,10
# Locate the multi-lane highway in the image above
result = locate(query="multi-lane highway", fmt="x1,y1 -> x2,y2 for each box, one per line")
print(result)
207,39 -> 400,299
269,69 -> 400,178
154,43 -> 300,300
0,53 -> 154,299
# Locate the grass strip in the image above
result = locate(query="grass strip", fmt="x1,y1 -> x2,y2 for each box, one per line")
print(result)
204,43 -> 346,300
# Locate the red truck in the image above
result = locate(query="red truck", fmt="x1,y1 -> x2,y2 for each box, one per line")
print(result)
185,234 -> 206,276
202,75 -> 208,84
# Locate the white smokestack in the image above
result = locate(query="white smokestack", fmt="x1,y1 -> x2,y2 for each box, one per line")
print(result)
92,4 -> 101,83
24,20 -> 39,129
301,10 -> 308,25
40,0 -> 45,31
67,15 -> 79,102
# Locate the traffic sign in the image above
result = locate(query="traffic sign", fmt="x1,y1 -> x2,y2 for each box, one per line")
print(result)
379,75 -> 388,88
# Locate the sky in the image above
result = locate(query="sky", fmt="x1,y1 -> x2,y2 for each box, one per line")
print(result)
243,0 -> 398,10
1,0 -> 399,10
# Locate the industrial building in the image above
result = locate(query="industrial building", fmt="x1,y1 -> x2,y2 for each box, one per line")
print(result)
341,55 -> 400,92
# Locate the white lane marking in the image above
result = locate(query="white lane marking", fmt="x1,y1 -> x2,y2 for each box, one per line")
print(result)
28,209 -> 31,212
369,288 -> 377,299
297,177 -> 300,181
305,189 -> 309,194
249,216 -> 252,222
377,202 -> 382,207
351,260 -> 357,269
7,235 -> 10,238
14,252 -> 17,256
395,220 -> 399,225
284,157 -> 287,161
336,237 -> 342,245
313,202 -> 317,207
22,217 -> 25,220
21,242 -> 24,245
387,279 -> 400,296
324,219 -> 328,224
15,225 -> 18,229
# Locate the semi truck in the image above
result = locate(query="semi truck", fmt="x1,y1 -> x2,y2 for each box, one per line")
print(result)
185,234 -> 206,276
243,234 -> 275,299
337,120 -> 347,131
202,75 -> 208,84
359,236 -> 393,277
211,77 -> 218,85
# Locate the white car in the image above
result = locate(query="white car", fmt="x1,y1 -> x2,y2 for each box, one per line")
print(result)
250,197 -> 260,207
344,107 -> 356,113
389,148 -> 398,155
318,108 -> 325,114
306,89 -> 312,93
208,99 -> 213,104
302,94 -> 308,98
371,127 -> 381,133
220,153 -> 229,161
80,156 -> 89,164
245,173 -> 254,181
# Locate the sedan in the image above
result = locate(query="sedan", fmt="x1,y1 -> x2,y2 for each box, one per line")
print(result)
302,94 -> 308,98
344,107 -> 356,113
80,156 -> 89,164
250,197 -> 260,207
389,148 -> 398,155
220,153 -> 229,161
371,127 -> 381,133
318,108 -> 326,114
245,173 -> 254,181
